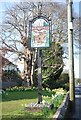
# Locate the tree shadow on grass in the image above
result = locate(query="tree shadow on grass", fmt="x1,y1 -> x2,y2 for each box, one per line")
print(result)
2,116 -> 47,120
2,90 -> 38,102
2,89 -> 53,102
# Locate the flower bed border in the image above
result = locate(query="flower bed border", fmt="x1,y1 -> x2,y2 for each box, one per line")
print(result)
53,92 -> 69,119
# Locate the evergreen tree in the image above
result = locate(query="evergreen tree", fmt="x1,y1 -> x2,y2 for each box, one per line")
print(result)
34,42 -> 64,89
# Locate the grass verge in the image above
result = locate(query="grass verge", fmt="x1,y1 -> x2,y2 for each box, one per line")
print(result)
1,87 -> 66,120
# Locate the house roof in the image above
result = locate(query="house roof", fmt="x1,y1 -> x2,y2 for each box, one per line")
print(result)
0,48 -> 17,67
0,55 -> 18,77
0,48 -> 17,77
0,47 -> 14,60
2,57 -> 17,67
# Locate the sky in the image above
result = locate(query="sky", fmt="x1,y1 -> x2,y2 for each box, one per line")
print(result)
0,0 -> 81,2
0,0 -> 80,78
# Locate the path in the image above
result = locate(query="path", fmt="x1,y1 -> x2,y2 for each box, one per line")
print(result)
71,85 -> 81,120
67,84 -> 81,120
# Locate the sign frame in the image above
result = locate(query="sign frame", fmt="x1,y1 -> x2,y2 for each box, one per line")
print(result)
29,16 -> 51,48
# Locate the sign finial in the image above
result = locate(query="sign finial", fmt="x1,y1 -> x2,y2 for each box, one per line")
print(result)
38,2 -> 42,16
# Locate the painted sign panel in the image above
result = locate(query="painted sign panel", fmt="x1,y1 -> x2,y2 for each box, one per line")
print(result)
31,17 -> 50,48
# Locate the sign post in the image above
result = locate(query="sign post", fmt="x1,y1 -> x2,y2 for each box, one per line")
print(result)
38,49 -> 42,103
30,16 -> 51,104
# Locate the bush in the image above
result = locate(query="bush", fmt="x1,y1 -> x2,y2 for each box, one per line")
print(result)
42,73 -> 69,91
33,42 -> 64,89
2,70 -> 22,86
59,73 -> 69,91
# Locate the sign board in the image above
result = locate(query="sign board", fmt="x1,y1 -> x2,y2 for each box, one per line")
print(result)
30,16 -> 51,48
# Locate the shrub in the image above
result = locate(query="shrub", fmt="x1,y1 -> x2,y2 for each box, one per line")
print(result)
59,73 -> 69,91
33,42 -> 64,89
2,70 -> 22,86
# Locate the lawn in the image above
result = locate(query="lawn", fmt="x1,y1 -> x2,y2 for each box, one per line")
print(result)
1,87 -> 66,120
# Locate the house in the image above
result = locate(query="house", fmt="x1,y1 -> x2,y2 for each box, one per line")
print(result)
2,57 -> 18,71
0,48 -> 21,89
0,47 -> 18,72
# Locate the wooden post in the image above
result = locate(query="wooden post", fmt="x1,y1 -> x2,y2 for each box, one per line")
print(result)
38,49 -> 42,104
67,0 -> 75,112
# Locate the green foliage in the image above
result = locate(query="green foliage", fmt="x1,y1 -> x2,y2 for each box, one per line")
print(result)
2,88 -> 38,102
6,86 -> 37,92
33,42 -> 64,89
75,78 -> 81,85
51,88 -> 66,109
52,94 -> 64,108
42,107 -> 49,117
2,70 -> 22,85
2,87 -> 53,102
59,73 -> 69,91
2,88 -> 66,119
60,73 -> 69,81
41,42 -> 64,89
42,73 -> 69,91
47,73 -> 69,91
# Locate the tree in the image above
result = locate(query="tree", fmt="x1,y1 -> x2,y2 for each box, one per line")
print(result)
1,1 -> 78,87
42,42 -> 64,89
2,2 -> 34,86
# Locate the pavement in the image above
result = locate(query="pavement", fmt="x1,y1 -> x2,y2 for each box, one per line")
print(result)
68,85 -> 81,120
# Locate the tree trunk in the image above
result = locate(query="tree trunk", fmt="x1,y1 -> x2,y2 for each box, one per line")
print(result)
24,47 -> 31,86
31,53 -> 34,87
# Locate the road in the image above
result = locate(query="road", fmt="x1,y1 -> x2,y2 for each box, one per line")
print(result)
71,84 -> 81,120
